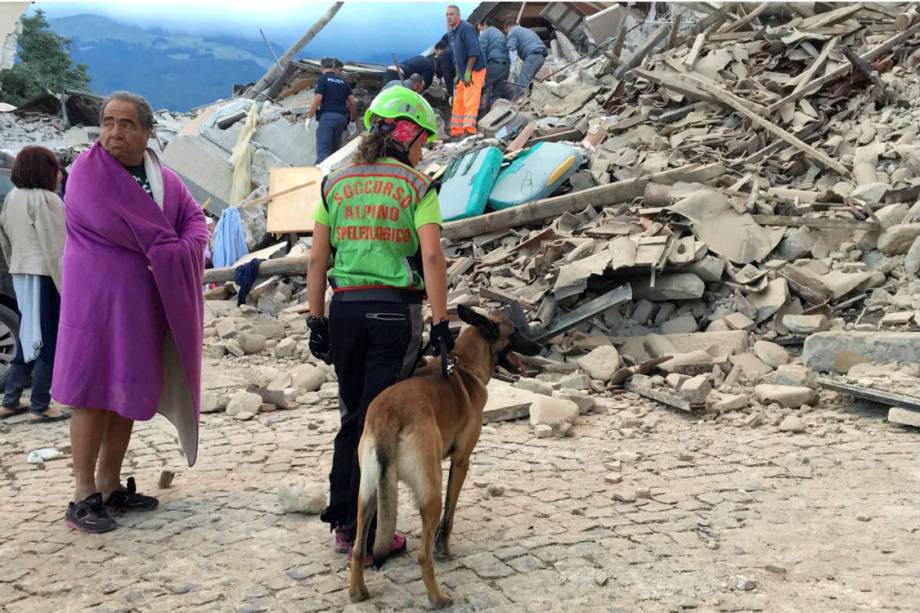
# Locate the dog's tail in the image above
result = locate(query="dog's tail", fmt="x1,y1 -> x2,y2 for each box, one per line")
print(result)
366,434 -> 399,567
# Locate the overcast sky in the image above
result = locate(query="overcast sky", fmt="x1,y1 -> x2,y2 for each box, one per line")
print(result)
37,1 -> 479,52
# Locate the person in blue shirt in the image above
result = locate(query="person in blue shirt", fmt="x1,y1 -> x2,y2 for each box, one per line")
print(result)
434,38 -> 455,98
307,57 -> 358,164
445,4 -> 485,138
384,55 -> 436,91
382,73 -> 426,93
503,20 -> 548,100
476,19 -> 511,113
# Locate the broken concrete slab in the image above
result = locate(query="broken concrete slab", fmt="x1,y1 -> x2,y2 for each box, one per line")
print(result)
877,223 -> 920,255
754,384 -> 818,408
782,314 -> 830,335
529,396 -> 579,427
661,313 -> 698,334
753,340 -> 790,368
888,406 -> 920,428
729,352 -> 774,381
803,332 -> 920,373
747,278 -> 790,323
763,364 -> 819,389
634,272 -> 705,301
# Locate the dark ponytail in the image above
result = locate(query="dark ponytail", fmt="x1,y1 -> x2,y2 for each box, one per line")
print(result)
355,132 -> 413,166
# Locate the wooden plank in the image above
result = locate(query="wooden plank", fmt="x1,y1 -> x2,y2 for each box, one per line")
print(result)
818,377 -> 920,412
766,20 -> 920,114
202,255 -> 309,284
266,167 -> 323,234
633,68 -> 720,104
684,33 -> 706,67
446,256 -> 474,286
752,214 -> 879,231
441,162 -> 725,242
790,36 -> 839,94
531,284 -> 632,343
615,23 -> 670,79
681,73 -> 850,176
797,3 -> 862,30
480,287 -> 534,310
721,2 -> 768,32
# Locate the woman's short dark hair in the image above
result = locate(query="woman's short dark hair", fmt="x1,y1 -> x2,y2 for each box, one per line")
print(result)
11,146 -> 61,191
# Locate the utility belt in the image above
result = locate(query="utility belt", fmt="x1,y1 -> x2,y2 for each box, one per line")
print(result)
332,286 -> 424,304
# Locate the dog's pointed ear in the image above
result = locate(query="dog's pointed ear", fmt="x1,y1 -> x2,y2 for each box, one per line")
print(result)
457,305 -> 498,340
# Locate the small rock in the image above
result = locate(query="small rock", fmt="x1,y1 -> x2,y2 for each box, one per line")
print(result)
753,341 -> 790,368
278,481 -> 326,514
613,450 -> 640,463
215,319 -> 237,339
905,236 -> 920,275
225,340 -> 245,357
274,337 -> 298,358
575,345 -> 621,382
734,576 -> 757,591
289,364 -> 326,393
604,473 -> 622,484
557,372 -> 591,391
782,314 -> 829,335
233,411 -> 255,421
530,396 -> 579,427
755,384 -> 818,409
763,364 -> 818,389
518,378 -> 554,396
552,390 -> 595,413
534,424 -> 553,438
778,415 -> 806,433
486,483 -> 504,497
200,390 -> 223,413
707,391 -> 748,413
678,374 -> 711,406
635,487 -> 651,499
237,333 -> 267,355
612,488 -> 636,503
226,391 -> 263,417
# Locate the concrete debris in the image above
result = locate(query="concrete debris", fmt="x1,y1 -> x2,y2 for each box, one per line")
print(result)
278,481 -> 326,514
31,1 -> 920,439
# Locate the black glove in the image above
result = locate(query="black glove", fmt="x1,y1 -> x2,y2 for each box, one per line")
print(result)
306,315 -> 332,364
429,319 -> 455,357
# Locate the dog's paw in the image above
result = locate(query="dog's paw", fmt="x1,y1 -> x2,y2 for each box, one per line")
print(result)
349,586 -> 370,603
429,594 -> 453,609
433,545 -> 451,560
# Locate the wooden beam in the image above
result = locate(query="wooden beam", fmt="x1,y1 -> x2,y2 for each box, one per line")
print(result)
681,73 -> 850,176
790,36 -> 838,95
615,24 -> 670,79
752,214 -> 879,231
766,20 -> 920,114
721,2 -> 768,33
202,255 -> 309,284
441,163 -> 725,242
684,33 -> 706,68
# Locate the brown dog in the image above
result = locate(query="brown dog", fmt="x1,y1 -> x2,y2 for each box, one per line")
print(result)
349,304 -> 541,608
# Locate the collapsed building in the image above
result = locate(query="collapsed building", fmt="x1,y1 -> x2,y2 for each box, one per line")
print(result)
4,2 -> 920,430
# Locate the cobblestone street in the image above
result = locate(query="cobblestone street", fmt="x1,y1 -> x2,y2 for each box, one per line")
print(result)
1,356 -> 918,613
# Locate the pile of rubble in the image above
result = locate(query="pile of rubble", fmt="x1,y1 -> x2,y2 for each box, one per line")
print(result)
196,2 -> 920,436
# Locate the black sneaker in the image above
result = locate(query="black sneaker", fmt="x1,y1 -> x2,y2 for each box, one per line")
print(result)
65,493 -> 117,533
105,477 -> 158,513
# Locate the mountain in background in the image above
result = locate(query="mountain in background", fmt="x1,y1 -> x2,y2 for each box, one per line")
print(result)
48,14 -> 277,111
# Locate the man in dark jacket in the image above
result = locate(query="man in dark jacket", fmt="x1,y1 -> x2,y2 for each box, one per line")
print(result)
434,38 -> 455,98
384,55 -> 436,90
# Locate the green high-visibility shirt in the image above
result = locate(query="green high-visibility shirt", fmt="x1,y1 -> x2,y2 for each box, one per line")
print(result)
314,158 -> 442,291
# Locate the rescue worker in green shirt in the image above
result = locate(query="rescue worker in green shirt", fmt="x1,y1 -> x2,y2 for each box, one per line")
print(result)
306,86 -> 452,563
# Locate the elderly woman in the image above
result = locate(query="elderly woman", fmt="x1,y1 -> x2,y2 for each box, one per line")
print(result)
0,146 -> 68,422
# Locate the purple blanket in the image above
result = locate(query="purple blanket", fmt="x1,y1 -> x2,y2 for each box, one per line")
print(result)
53,142 -> 207,465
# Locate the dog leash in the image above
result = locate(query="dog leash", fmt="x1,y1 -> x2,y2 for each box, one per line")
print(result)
416,338 -> 455,379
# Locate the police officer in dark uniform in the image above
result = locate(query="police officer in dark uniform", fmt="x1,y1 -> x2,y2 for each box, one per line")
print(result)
308,57 -> 358,164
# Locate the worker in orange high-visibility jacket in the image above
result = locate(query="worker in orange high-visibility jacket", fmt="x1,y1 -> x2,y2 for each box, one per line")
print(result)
444,4 -> 485,138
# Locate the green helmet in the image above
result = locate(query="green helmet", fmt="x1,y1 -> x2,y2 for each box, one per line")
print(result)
364,86 -> 439,143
